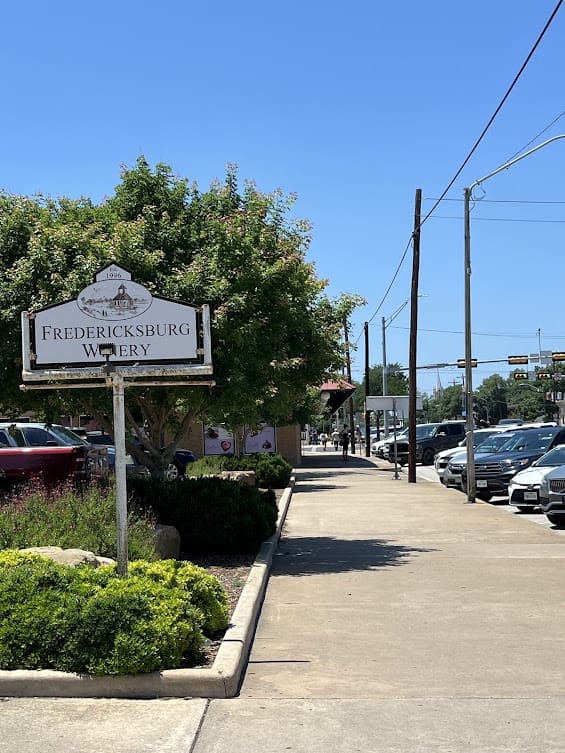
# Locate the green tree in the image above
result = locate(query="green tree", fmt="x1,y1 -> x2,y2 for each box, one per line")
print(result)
0,159 -> 345,474
353,363 -> 408,413
474,374 -> 508,425
505,371 -> 559,422
425,384 -> 465,422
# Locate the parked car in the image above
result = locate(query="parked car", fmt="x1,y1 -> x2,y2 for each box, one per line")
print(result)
443,430 -> 515,490
86,432 -> 196,480
539,465 -> 565,526
371,428 -> 408,458
388,421 -> 466,466
460,425 -> 565,501
508,444 -> 565,512
103,447 -> 151,478
0,422 -> 108,484
435,427 -> 509,484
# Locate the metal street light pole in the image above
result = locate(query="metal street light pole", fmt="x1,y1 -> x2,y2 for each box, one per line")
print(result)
382,315 -> 389,436
463,134 -> 565,503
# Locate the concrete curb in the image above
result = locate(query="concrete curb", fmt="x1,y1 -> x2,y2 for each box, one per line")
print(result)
0,476 -> 295,699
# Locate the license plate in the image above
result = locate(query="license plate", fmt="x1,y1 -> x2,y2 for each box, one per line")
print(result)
477,480 -> 488,488
524,491 -> 538,501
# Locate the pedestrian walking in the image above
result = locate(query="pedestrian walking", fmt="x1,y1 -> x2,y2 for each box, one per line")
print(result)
340,428 -> 350,460
331,429 -> 340,451
319,431 -> 328,450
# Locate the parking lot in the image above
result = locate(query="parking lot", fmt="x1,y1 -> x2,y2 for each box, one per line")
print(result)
416,463 -> 565,534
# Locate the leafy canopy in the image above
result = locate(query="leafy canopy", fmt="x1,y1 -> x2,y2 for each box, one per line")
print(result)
0,159 -> 346,471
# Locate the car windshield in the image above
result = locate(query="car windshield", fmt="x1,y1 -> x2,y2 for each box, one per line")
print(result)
458,429 -> 499,449
535,445 -> 565,467
416,424 -> 440,438
496,429 -> 558,453
475,433 -> 515,454
45,426 -> 90,446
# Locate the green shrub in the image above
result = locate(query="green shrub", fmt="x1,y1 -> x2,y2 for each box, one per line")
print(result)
128,476 -> 278,554
189,452 -> 292,488
0,481 -> 158,561
128,560 -> 229,633
0,550 -> 228,675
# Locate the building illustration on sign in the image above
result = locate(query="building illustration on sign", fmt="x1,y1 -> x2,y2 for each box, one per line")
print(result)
23,263 -> 210,370
78,278 -> 153,321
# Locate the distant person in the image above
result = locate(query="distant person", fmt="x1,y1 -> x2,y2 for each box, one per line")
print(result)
319,431 -> 328,450
340,428 -> 350,460
331,429 -> 340,450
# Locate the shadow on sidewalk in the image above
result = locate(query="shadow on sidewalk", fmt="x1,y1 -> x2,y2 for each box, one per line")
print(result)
299,453 -> 376,469
273,536 -> 435,576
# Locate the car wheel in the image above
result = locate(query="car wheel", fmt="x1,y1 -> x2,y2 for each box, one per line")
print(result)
477,492 -> 492,502
421,448 -> 435,466
165,462 -> 182,481
546,513 -> 565,527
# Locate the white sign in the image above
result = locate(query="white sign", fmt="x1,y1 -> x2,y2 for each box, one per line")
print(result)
365,395 -> 423,412
204,425 -> 235,455
244,424 -> 276,454
29,264 -> 201,367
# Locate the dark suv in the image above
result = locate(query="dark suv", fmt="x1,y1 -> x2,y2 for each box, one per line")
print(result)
389,421 -> 466,466
461,425 -> 565,501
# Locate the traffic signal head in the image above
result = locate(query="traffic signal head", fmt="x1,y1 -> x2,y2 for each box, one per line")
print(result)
537,372 -> 552,380
552,352 -> 565,362
457,358 -> 477,368
513,372 -> 528,380
508,355 -> 528,365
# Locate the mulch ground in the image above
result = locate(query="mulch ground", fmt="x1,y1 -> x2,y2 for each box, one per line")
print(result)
184,488 -> 284,667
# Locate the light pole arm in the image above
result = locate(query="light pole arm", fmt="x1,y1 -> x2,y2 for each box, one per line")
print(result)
469,135 -> 565,194
463,133 -> 565,504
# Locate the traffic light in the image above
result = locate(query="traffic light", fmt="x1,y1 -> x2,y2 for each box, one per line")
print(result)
508,355 -> 528,365
537,372 -> 552,380
457,359 -> 477,368
513,372 -> 528,380
552,352 -> 565,362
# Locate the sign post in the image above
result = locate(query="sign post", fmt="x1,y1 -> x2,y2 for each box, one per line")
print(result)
20,263 -> 214,576
111,372 -> 128,575
365,395 -> 423,480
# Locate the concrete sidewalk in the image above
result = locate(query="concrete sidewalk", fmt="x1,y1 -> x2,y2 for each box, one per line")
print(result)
194,451 -> 565,752
4,451 -> 565,752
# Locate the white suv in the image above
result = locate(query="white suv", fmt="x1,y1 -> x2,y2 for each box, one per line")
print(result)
435,427 -> 509,485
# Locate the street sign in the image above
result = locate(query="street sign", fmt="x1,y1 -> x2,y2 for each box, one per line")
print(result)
20,263 -> 214,577
365,396 -> 423,412
24,264 -> 209,371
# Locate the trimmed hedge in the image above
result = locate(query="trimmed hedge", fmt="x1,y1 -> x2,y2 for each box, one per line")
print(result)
128,476 -> 278,554
0,551 -> 229,675
188,452 -> 292,488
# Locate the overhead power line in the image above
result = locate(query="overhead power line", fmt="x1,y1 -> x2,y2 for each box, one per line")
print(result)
426,198 -> 565,204
364,0 -> 563,326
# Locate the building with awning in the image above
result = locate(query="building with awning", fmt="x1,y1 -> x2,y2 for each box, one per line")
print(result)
319,379 -> 356,414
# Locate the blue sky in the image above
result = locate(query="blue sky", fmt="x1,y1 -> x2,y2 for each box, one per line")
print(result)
2,0 -> 564,394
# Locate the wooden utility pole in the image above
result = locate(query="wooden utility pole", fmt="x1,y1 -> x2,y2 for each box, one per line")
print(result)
408,188 -> 422,483
364,322 -> 371,456
343,317 -> 356,454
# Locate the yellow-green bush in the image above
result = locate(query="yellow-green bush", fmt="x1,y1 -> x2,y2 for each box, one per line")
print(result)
0,550 -> 229,675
